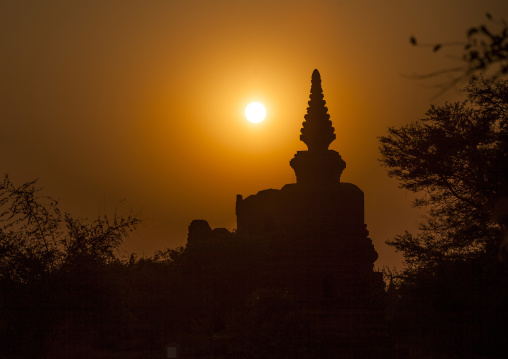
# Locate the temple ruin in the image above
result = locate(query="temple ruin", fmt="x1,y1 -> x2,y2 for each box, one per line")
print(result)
187,70 -> 389,357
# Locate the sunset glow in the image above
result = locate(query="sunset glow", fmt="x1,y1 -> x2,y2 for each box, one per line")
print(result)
1,0 -> 506,270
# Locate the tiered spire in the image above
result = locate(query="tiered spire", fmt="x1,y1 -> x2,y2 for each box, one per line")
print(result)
290,70 -> 346,185
300,69 -> 336,152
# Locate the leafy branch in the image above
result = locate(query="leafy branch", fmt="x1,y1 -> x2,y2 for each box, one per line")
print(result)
409,13 -> 508,97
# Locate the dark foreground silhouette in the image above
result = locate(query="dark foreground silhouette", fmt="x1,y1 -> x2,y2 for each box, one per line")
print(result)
2,72 -> 508,359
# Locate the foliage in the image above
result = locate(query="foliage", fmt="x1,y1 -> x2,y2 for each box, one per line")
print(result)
410,13 -> 508,96
379,79 -> 508,271
0,175 -> 140,357
381,79 -> 508,357
0,176 -> 62,283
152,245 -> 185,264
0,175 -> 140,283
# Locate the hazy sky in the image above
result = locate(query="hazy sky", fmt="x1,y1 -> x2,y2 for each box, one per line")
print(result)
1,0 -> 507,268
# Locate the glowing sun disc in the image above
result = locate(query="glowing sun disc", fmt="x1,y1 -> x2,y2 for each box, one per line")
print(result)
245,102 -> 266,123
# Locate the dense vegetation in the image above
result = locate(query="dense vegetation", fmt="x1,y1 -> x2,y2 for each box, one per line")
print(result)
380,79 -> 508,358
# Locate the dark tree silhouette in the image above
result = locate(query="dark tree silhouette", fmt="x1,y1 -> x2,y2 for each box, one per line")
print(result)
0,175 -> 140,357
380,80 -> 508,358
380,79 -> 508,270
0,175 -> 62,283
0,175 -> 139,282
410,13 -> 508,96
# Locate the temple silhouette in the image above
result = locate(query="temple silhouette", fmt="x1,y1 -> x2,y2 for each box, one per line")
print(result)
187,70 -> 389,358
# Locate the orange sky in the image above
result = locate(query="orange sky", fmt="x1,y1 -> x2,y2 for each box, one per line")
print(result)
1,0 -> 507,269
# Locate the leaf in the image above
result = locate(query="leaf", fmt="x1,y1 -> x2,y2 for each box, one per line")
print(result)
433,44 -> 442,52
467,28 -> 479,37
480,25 -> 492,37
410,36 -> 417,45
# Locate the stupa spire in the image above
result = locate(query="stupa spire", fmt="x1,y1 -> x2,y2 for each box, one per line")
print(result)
300,69 -> 336,152
290,70 -> 346,185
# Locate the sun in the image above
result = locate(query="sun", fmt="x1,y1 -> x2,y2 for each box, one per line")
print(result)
245,102 -> 266,123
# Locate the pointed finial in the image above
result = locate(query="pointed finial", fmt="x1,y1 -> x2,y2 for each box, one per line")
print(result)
300,69 -> 336,152
312,69 -> 321,83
